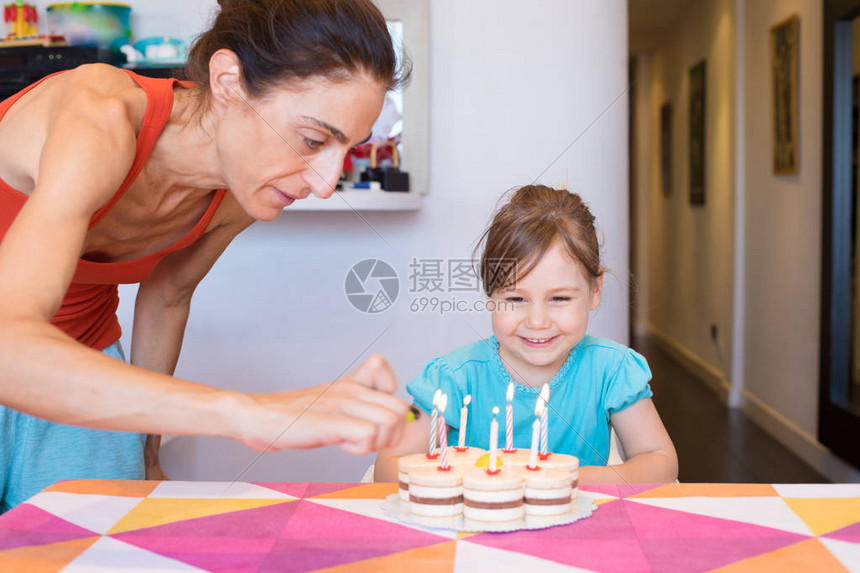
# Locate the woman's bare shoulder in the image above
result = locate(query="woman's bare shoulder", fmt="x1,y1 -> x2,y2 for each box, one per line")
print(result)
0,65 -> 147,197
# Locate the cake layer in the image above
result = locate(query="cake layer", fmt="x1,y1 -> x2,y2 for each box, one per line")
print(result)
462,467 -> 525,490
464,505 -> 525,522
524,501 -> 572,516
408,484 -> 462,499
464,487 -> 524,504
411,501 -> 464,517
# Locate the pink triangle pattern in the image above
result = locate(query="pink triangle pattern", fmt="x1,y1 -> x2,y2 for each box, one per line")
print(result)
112,501 -> 302,572
467,497 -> 649,571
255,500 -> 452,572
253,482 -> 309,498
0,503 -> 98,551
823,521 -> 860,544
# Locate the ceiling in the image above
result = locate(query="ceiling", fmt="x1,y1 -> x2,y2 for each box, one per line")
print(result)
629,0 -> 689,53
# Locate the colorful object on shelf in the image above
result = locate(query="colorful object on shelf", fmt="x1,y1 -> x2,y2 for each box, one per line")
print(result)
360,139 -> 410,192
4,1 -> 38,39
46,2 -> 131,50
121,36 -> 187,66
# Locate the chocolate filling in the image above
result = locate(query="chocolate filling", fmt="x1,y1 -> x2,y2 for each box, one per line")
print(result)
398,481 -> 409,491
410,495 -> 464,505
524,497 -> 571,506
571,479 -> 579,488
464,499 -> 523,510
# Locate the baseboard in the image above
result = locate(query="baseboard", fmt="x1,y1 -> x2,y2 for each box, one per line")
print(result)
739,390 -> 860,483
643,323 -> 731,404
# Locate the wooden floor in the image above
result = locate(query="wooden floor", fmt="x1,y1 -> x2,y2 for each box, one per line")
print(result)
632,334 -> 829,483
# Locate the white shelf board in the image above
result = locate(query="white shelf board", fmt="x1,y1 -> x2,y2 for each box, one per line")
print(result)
286,191 -> 422,211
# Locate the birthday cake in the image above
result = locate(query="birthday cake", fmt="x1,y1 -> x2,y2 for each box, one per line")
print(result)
393,385 -> 583,530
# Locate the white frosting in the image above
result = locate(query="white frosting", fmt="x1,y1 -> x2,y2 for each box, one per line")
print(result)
524,486 -> 571,500
408,484 -> 462,499
411,501 -> 463,517
463,487 -> 523,504
464,505 -> 525,522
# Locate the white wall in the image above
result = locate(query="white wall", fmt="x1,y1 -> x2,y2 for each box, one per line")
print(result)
102,0 -> 631,482
635,0 -> 736,388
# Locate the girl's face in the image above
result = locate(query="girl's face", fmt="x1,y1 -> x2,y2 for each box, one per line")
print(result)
216,72 -> 386,220
490,240 -> 602,387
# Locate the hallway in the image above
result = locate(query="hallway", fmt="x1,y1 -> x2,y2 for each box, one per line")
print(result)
633,335 -> 828,483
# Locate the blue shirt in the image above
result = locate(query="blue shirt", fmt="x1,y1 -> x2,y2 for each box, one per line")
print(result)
406,335 -> 653,467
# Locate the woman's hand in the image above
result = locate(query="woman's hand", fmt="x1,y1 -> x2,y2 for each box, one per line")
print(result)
232,354 -> 409,456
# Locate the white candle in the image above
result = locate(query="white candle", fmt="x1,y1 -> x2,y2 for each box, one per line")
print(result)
505,382 -> 514,451
438,394 -> 449,469
528,418 -> 541,470
539,384 -> 550,456
458,395 -> 472,448
429,389 -> 442,456
489,406 -> 499,473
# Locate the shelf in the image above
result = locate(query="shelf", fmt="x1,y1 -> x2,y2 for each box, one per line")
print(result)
286,191 -> 422,211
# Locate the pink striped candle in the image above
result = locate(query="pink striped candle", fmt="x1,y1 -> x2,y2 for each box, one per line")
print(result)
504,382 -> 514,451
437,394 -> 449,470
428,389 -> 441,457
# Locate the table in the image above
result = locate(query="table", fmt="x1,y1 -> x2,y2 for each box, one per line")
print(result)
0,481 -> 858,572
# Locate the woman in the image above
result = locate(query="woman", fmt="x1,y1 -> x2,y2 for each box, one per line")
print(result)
0,0 -> 410,511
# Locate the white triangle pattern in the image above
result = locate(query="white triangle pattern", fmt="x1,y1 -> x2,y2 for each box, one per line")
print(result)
626,497 -> 815,536
63,536 -> 207,572
148,481 -> 295,500
27,492 -> 144,535
773,484 -> 860,498
820,538 -> 860,573
305,497 -> 459,540
455,539 -> 598,573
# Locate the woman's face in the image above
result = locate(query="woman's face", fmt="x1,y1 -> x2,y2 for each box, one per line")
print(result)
216,73 -> 386,220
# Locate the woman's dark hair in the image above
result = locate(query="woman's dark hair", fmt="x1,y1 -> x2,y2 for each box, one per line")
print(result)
186,0 -> 410,96
476,185 -> 603,296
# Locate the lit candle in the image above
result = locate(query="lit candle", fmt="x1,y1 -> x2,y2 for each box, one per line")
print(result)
438,394 -> 449,470
429,389 -> 442,457
504,382 -> 514,451
458,395 -> 472,449
528,407 -> 542,470
539,383 -> 550,456
489,406 -> 499,473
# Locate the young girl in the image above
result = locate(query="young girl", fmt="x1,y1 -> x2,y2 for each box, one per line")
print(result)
375,185 -> 678,484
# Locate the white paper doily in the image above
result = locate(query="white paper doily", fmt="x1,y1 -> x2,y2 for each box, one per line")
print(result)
382,492 -> 597,533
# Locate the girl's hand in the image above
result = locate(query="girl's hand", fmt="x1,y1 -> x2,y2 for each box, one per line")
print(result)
232,355 -> 408,455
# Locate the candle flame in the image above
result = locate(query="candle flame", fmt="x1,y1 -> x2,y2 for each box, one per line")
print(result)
432,389 -> 442,407
506,382 -> 514,402
492,406 -> 499,416
463,395 -> 472,406
535,399 -> 545,418
438,393 -> 448,413
539,383 -> 550,403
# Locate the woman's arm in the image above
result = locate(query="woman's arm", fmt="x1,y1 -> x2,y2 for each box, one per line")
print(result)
374,408 -> 432,482
578,398 -> 678,484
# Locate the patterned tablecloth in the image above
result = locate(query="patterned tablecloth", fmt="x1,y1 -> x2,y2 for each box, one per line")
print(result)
0,480 -> 858,572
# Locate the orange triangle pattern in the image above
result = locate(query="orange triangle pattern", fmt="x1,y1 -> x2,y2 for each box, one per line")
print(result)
107,497 -> 294,534
314,540 -> 457,573
630,483 -> 778,499
783,497 -> 860,537
0,536 -> 99,573
311,483 -> 398,500
44,479 -> 159,498
711,538 -> 850,573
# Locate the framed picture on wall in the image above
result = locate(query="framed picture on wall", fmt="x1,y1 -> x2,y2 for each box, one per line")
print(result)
689,60 -> 706,206
771,14 -> 799,174
660,102 -> 672,196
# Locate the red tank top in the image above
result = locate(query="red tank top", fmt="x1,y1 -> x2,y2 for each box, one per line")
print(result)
0,69 -> 228,350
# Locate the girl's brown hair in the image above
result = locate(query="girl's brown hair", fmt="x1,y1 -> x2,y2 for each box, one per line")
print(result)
477,185 -> 603,296
186,0 -> 411,97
